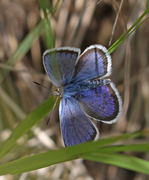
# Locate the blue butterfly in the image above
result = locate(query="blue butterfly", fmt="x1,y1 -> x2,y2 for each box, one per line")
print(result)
43,45 -> 122,146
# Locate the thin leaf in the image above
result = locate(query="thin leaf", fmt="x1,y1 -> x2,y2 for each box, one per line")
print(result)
43,19 -> 55,49
97,143 -> 149,153
82,152 -> 149,175
0,130 -> 149,175
38,0 -> 55,48
0,20 -> 46,83
0,96 -> 58,159
108,7 -> 149,53
0,87 -> 26,120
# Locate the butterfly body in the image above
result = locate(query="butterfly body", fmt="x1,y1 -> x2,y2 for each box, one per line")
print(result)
43,45 -> 122,146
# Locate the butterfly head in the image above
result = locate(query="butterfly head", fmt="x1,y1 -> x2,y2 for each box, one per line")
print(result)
52,88 -> 63,97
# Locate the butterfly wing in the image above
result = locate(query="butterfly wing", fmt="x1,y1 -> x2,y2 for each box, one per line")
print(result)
71,45 -> 111,84
59,97 -> 99,146
74,80 -> 122,124
43,47 -> 80,87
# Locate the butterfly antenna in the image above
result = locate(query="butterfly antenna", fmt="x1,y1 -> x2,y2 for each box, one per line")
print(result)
33,81 -> 59,125
46,96 -> 59,125
33,81 -> 48,89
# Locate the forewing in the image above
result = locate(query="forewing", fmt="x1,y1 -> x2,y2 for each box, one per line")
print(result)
71,45 -> 111,84
59,97 -> 99,146
43,47 -> 80,87
74,81 -> 122,124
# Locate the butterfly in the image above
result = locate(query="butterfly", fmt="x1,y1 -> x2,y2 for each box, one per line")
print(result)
43,45 -> 122,146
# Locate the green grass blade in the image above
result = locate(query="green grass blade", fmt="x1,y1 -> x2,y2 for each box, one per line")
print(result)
38,0 -> 49,18
0,146 -> 78,175
82,152 -> 149,175
108,7 -> 149,53
0,96 -> 57,159
0,130 -> 149,175
0,87 -> 26,120
38,0 -> 55,49
43,19 -> 55,49
0,20 -> 46,83
97,143 -> 149,153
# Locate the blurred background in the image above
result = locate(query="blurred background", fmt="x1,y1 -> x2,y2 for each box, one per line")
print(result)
0,0 -> 149,179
